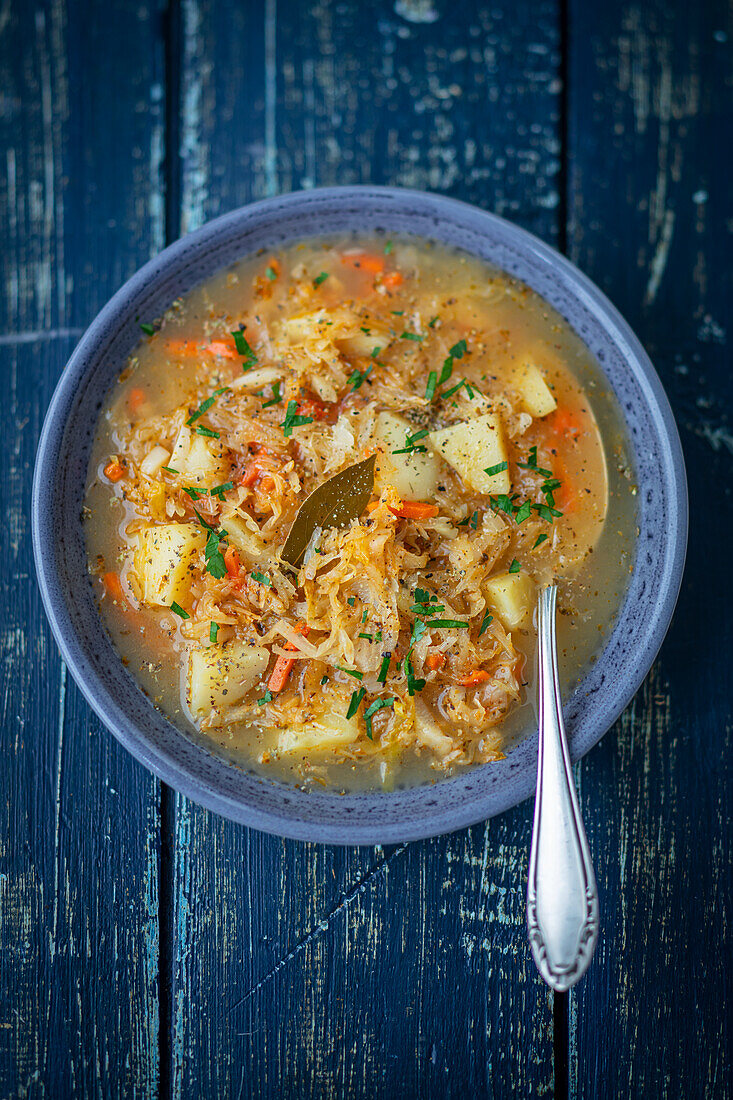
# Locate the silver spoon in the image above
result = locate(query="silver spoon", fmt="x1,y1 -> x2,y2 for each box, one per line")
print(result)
527,584 -> 599,991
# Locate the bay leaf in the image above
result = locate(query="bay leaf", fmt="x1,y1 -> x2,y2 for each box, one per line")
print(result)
281,454 -> 376,569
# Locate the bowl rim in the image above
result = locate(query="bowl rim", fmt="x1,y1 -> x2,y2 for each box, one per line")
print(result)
32,185 -> 688,843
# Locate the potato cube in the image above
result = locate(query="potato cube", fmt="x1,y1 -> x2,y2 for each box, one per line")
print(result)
220,513 -> 267,564
188,641 -> 269,718
170,425 -> 226,487
484,571 -> 536,630
372,410 -> 442,500
338,326 -> 390,358
513,361 -> 557,417
277,713 -> 360,754
429,414 -> 510,495
132,523 -> 205,608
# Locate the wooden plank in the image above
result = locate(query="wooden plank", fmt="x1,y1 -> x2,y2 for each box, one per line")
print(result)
170,2 -> 562,1095
0,2 -> 164,1093
566,2 -> 732,1097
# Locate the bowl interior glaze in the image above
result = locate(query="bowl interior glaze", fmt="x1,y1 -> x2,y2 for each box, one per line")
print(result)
32,187 -> 687,843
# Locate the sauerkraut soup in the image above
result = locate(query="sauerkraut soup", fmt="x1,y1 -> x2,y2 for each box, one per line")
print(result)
85,237 -> 635,791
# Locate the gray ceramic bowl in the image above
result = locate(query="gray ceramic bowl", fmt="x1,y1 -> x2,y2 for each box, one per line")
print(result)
32,187 -> 687,844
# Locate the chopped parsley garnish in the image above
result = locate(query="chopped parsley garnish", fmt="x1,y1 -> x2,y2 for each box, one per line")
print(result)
401,331 -> 423,342
140,322 -> 155,336
426,619 -> 469,629
231,329 -> 257,369
534,502 -> 562,523
358,632 -> 373,641
265,265 -> 277,281
183,486 -> 204,500
313,271 -> 329,286
508,558 -> 521,574
170,601 -> 189,619
479,610 -> 493,636
347,365 -> 373,391
438,357 -> 454,386
391,310 -> 404,316
428,315 -> 439,327
517,446 -> 552,478
186,395 -> 216,425
533,533 -> 549,549
485,460 -> 509,477
281,399 -> 314,436
209,621 -> 219,643
405,655 -> 426,696
489,493 -> 514,515
360,325 -> 371,335
251,570 -> 271,586
410,603 -> 445,614
384,240 -> 393,254
514,500 -> 533,524
346,687 -> 366,719
209,481 -> 234,500
161,466 -> 179,475
257,690 -> 274,706
441,377 -> 470,399
449,338 -> 468,359
377,655 -> 390,683
204,530 -> 227,579
193,509 -> 225,537
364,697 -> 395,739
347,596 -> 356,607
371,346 -> 382,358
393,428 -> 429,456
262,381 -> 282,408
337,666 -> 364,681
320,675 -> 329,685
361,609 -> 369,624
195,426 -> 220,439
425,371 -> 438,401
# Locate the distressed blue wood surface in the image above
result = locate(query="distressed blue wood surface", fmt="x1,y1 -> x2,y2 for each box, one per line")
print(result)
0,2 -> 164,1095
0,0 -> 730,1097
566,3 -> 732,1097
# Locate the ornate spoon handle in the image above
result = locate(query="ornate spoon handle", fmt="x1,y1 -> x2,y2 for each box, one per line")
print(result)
527,585 -> 599,991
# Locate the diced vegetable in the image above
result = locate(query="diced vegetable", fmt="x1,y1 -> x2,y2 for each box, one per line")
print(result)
188,640 -> 269,718
414,699 -> 454,757
428,414 -> 511,495
388,501 -> 439,520
372,410 -> 442,499
483,571 -> 536,630
338,326 -> 390,358
169,425 -> 226,486
140,445 -> 171,478
268,625 -> 310,693
219,513 -> 267,563
512,361 -> 557,417
132,523 -> 206,607
103,459 -> 125,482
276,713 -> 360,754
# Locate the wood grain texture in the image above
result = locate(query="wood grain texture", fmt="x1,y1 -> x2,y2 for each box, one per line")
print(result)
0,2 -> 164,1094
169,2 -> 561,1096
566,2 -> 732,1097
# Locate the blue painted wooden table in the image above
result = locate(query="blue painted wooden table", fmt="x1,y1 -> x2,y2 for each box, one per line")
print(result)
1,1 -> 730,1096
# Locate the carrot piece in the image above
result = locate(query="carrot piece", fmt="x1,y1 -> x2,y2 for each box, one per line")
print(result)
341,252 -> 385,275
165,337 -> 238,360
366,500 -> 381,513
551,455 -> 578,514
241,447 -> 275,487
549,408 -> 582,442
267,625 -> 311,693
103,459 -> 125,482
381,270 -> 403,289
388,501 -> 440,520
204,339 -> 238,359
224,546 -> 240,576
459,669 -> 490,687
128,387 -> 146,412
103,572 -> 125,602
427,654 -> 445,672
